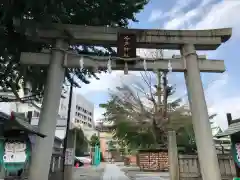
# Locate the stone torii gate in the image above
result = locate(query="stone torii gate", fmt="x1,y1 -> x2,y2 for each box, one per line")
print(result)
19,24 -> 231,180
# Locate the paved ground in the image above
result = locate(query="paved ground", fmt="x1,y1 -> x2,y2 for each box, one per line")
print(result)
121,166 -> 170,180
124,171 -> 169,180
73,163 -> 170,180
74,163 -> 131,180
102,163 -> 130,180
74,164 -> 105,180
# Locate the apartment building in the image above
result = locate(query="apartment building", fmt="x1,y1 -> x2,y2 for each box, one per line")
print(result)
0,87 -> 96,143
70,93 -> 96,140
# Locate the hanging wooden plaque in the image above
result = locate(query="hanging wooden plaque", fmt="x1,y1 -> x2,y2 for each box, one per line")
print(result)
117,33 -> 137,58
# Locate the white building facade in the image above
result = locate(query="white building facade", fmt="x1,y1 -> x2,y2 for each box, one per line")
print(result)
70,92 -> 96,140
0,88 -> 68,139
0,88 -> 97,141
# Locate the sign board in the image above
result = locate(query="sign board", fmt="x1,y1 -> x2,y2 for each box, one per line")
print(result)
64,148 -> 74,165
232,143 -> 240,168
3,142 -> 27,163
233,178 -> 240,180
117,33 -> 136,58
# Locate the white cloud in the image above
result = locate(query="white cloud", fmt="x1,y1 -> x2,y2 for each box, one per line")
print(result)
168,72 -> 237,131
200,0 -> 216,7
164,0 -> 240,32
78,71 -> 141,95
148,0 -> 198,23
84,0 -> 240,128
164,8 -> 200,29
148,10 -> 165,22
161,0 -> 240,131
94,107 -> 105,121
194,1 -> 240,37
204,73 -> 229,106
210,97 -> 240,130
197,72 -> 240,131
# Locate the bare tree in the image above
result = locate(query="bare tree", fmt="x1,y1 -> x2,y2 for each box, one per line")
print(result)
104,70 -> 192,147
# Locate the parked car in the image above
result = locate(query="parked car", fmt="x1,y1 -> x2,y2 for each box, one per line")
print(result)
74,156 -> 91,167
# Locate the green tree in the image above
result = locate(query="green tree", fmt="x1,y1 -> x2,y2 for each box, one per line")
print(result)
107,140 -> 117,152
176,114 -> 217,153
100,71 -> 217,153
89,133 -> 100,147
100,71 -> 190,150
65,128 -> 88,156
0,0 -> 149,101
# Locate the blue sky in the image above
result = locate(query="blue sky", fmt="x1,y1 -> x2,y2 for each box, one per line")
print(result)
75,0 -> 240,130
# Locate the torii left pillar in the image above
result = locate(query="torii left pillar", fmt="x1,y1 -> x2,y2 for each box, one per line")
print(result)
28,39 -> 68,180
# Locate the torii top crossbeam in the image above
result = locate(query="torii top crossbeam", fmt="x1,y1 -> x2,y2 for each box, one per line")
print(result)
21,22 -> 232,50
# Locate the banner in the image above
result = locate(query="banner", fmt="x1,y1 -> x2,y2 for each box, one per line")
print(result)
65,148 -> 74,165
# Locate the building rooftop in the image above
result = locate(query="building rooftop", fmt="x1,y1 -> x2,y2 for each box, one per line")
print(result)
0,111 -> 46,138
32,125 -> 63,142
216,118 -> 240,138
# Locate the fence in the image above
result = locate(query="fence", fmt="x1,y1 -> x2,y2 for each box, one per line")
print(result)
136,150 -> 236,180
178,154 -> 236,180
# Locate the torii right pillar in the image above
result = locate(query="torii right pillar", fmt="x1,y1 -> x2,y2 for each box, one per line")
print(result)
181,44 -> 221,180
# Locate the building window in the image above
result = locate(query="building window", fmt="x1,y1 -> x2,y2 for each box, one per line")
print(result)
33,111 -> 40,117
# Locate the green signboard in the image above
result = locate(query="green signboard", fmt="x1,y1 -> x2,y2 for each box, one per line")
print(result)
233,177 -> 240,180
93,145 -> 101,166
0,140 -> 31,172
232,143 -> 240,168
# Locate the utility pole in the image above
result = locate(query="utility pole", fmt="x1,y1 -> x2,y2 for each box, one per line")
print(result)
162,72 -> 168,118
156,70 -> 162,105
62,82 -> 76,180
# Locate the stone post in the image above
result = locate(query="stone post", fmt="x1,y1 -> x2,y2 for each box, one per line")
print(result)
64,130 -> 76,180
168,130 -> 179,180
